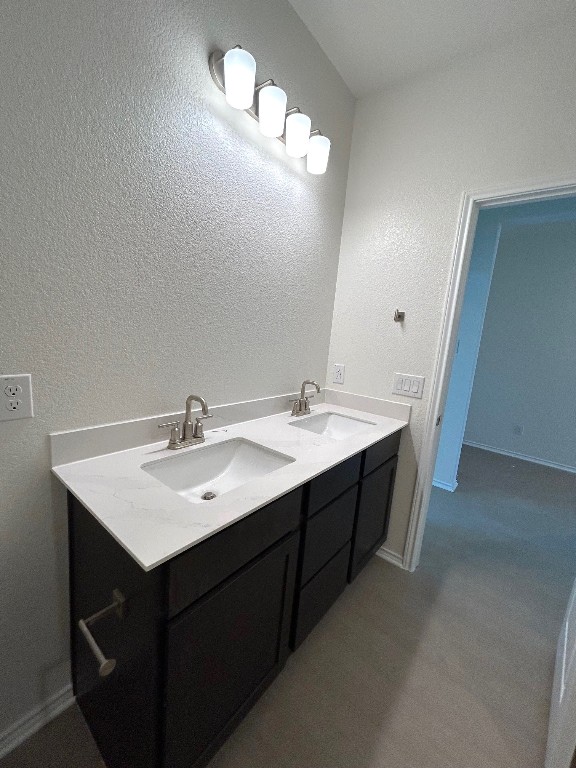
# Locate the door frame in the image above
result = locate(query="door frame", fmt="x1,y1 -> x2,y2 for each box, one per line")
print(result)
403,177 -> 576,572
432,215 -> 502,492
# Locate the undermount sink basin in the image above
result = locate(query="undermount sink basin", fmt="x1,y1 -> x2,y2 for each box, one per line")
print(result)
289,411 -> 376,440
142,438 -> 295,504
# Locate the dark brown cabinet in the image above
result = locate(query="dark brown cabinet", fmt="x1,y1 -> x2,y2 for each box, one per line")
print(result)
349,455 -> 398,581
68,429 -> 402,768
291,429 -> 401,646
69,495 -> 164,768
165,533 -> 298,768
291,484 -> 358,649
292,542 -> 351,648
307,453 -> 362,516
300,485 -> 357,585
348,430 -> 401,583
69,489 -> 301,768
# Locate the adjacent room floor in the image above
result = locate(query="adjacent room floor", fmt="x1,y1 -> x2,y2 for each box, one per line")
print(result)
3,445 -> 576,768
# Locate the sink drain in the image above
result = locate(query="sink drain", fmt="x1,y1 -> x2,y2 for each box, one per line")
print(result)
201,491 -> 217,501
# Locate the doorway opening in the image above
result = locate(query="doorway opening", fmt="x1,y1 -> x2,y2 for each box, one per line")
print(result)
403,179 -> 576,572
433,195 -> 576,492
408,185 -> 576,768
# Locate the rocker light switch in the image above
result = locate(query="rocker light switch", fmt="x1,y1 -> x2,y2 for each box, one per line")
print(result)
393,373 -> 425,399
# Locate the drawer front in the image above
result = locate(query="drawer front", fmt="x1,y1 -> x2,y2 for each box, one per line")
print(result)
292,542 -> 350,649
363,431 -> 401,476
168,487 -> 302,617
308,453 -> 362,516
301,485 -> 357,585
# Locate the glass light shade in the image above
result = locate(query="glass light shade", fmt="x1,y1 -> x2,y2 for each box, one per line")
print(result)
223,48 -> 256,110
306,135 -> 331,175
258,85 -> 287,138
285,113 -> 311,158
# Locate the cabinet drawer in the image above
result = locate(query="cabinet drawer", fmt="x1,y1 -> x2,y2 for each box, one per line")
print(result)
301,486 -> 357,585
363,431 -> 401,476
292,542 -> 350,649
308,453 -> 362,516
168,487 -> 302,617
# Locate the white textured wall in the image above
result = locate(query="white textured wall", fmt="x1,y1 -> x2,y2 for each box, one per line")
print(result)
465,220 -> 576,470
0,0 -> 354,735
327,18 -> 576,558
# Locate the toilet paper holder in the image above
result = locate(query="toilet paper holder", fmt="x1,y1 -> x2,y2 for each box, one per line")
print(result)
78,588 -> 126,678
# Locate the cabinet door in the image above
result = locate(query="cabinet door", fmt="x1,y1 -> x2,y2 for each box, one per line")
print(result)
165,533 -> 298,768
349,456 -> 398,581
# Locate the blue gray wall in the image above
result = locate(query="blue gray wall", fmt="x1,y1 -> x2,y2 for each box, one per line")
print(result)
465,205 -> 576,471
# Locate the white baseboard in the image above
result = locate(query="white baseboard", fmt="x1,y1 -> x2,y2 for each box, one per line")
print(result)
0,684 -> 75,759
432,478 -> 458,492
376,546 -> 406,569
463,441 -> 576,475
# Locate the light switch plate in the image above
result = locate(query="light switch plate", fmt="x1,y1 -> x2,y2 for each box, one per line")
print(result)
1,374 -> 34,421
393,373 -> 425,399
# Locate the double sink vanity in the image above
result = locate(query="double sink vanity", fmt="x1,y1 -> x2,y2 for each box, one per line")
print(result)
53,387 -> 407,768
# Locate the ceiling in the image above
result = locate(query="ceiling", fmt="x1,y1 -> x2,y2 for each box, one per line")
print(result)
287,0 -> 573,96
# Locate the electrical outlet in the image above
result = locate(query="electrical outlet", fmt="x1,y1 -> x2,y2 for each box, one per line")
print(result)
333,364 -> 345,385
0,374 -> 34,421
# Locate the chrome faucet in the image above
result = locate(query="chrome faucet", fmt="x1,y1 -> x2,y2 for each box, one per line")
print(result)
291,380 -> 321,417
158,394 -> 212,450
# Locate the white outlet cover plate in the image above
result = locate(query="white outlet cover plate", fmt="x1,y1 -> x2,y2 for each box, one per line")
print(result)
333,364 -> 345,384
1,374 -> 34,421
393,373 -> 425,400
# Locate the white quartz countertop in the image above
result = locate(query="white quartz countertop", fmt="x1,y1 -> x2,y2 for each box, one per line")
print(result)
52,403 -> 407,571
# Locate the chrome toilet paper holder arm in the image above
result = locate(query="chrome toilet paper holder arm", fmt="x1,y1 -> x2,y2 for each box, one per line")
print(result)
78,588 -> 126,678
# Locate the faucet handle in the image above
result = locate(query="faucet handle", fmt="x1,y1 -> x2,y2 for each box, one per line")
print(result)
158,421 -> 181,448
192,413 -> 212,439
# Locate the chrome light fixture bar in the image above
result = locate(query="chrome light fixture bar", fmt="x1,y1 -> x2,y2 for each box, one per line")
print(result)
209,46 -> 330,174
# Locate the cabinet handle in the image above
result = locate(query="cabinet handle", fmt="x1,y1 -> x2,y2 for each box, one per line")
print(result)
78,589 -> 126,678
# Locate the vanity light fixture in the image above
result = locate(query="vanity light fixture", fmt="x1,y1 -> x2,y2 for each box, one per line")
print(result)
223,48 -> 256,110
209,46 -> 331,174
258,85 -> 287,138
307,134 -> 331,175
285,112 -> 311,158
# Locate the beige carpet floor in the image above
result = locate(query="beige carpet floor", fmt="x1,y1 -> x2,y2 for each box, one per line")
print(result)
3,445 -> 576,768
